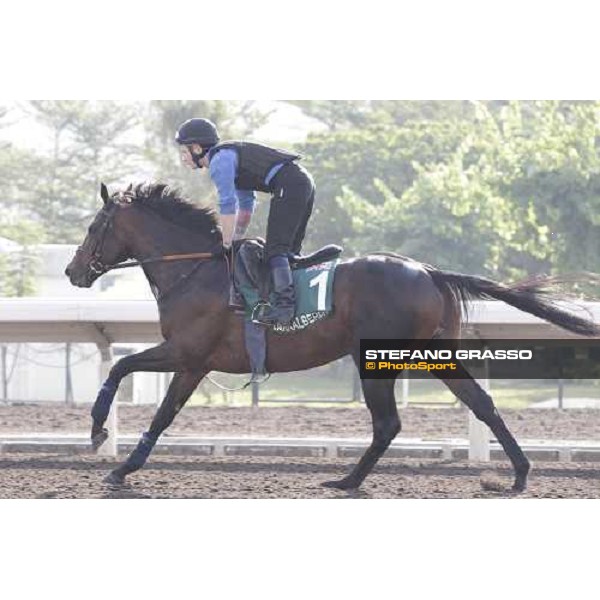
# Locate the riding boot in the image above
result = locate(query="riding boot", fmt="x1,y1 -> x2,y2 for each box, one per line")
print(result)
258,256 -> 296,326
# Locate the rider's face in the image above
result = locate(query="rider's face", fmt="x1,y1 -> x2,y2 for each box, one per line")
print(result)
179,145 -> 198,169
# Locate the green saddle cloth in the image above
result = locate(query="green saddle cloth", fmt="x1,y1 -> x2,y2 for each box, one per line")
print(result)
239,259 -> 339,334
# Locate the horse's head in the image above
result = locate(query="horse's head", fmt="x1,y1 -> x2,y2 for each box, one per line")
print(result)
65,183 -> 133,287
66,181 -> 223,288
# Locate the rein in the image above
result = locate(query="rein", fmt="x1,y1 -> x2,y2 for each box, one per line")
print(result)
101,251 -> 221,273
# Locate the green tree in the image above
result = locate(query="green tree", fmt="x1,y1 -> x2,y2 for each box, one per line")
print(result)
285,100 -> 371,131
0,105 -> 44,296
293,100 -> 600,280
23,100 -> 142,242
297,107 -> 475,256
500,101 -> 600,275
0,216 -> 44,297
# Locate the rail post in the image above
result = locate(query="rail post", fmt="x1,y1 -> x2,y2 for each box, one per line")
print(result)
558,378 -> 564,409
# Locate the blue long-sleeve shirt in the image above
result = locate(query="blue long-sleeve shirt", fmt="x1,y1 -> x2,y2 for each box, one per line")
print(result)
208,149 -> 283,215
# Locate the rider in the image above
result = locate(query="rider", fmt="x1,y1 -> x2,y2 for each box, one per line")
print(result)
175,117 -> 316,326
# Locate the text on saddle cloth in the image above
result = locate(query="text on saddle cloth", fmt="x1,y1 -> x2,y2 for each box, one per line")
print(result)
234,240 -> 341,334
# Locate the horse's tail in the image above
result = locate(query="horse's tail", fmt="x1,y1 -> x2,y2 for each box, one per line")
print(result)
426,268 -> 600,337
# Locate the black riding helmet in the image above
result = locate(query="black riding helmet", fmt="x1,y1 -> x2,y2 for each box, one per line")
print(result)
175,118 -> 220,146
175,118 -> 221,168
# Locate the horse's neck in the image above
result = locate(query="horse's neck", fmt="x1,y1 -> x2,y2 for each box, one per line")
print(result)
129,214 -> 221,298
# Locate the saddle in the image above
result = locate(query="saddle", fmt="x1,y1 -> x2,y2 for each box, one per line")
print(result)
231,239 -> 343,383
233,238 -> 343,302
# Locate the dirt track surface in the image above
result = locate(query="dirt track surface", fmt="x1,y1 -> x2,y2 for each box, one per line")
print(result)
1,404 -> 599,498
0,453 -> 598,498
1,403 -> 600,440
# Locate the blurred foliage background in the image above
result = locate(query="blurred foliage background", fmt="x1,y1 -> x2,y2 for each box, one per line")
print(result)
2,100 -> 600,295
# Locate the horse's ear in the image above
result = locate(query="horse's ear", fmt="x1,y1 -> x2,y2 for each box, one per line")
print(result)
126,182 -> 133,193
100,182 -> 110,204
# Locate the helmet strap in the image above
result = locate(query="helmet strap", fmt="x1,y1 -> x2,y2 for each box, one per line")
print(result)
189,145 -> 213,169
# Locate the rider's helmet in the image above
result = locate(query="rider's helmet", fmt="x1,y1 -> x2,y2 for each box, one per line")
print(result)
175,118 -> 220,147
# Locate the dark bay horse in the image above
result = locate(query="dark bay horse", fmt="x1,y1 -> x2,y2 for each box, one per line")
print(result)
65,183 -> 599,492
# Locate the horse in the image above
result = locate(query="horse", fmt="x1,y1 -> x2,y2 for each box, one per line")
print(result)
65,182 -> 599,492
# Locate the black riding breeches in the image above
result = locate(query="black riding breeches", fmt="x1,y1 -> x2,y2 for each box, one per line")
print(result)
265,162 -> 315,261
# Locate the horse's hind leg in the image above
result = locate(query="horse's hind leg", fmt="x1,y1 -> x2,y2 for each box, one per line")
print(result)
323,377 -> 400,490
104,370 -> 205,485
436,371 -> 530,491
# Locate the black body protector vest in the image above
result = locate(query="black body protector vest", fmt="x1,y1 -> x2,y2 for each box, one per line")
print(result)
208,141 -> 301,192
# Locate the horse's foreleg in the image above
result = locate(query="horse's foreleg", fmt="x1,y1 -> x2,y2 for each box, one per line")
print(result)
437,371 -> 530,492
91,342 -> 183,450
323,377 -> 400,490
105,370 -> 206,485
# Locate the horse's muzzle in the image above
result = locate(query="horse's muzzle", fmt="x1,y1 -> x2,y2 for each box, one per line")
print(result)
65,264 -> 95,288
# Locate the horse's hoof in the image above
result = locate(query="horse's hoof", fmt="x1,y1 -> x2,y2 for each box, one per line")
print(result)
322,478 -> 359,491
512,464 -> 530,493
103,470 -> 125,486
91,429 -> 109,452
512,479 -> 527,493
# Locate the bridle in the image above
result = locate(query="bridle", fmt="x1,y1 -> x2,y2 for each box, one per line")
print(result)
87,201 -> 117,276
85,200 -> 222,277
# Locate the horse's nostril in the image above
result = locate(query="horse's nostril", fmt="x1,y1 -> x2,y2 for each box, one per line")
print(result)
65,266 -> 71,277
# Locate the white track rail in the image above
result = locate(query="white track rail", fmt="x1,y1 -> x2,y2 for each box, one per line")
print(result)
1,434 -> 599,463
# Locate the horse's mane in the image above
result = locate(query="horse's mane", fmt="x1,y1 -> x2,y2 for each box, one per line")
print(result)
124,182 -> 221,239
